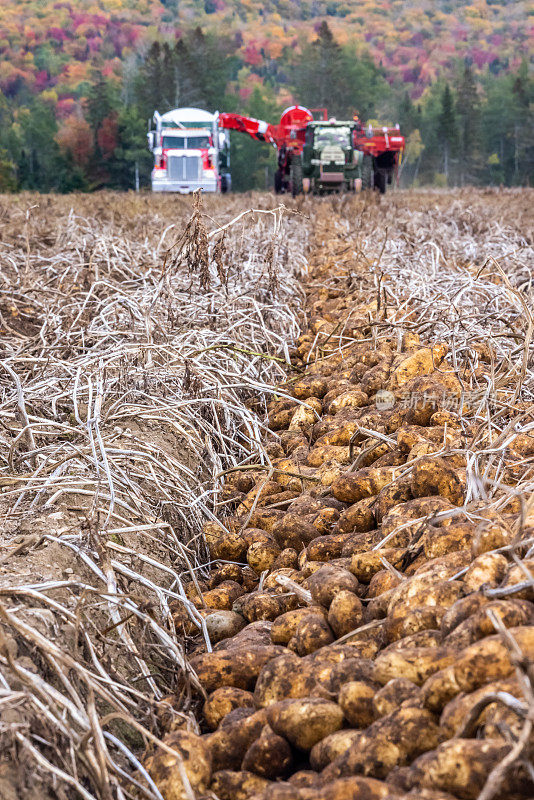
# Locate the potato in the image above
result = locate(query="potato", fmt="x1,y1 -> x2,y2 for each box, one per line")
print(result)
288,770 -> 319,787
248,508 -> 285,532
271,607 -> 327,645
336,497 -> 377,534
323,706 -> 442,781
203,687 -> 255,730
215,620 -> 272,651
201,578 -> 246,609
389,344 -> 447,389
327,590 -> 363,638
387,578 -> 464,619
384,606 -> 446,644
440,593 -> 488,636
305,776 -> 393,800
292,375 -> 329,399
498,559 -> 534,601
205,610 -> 246,644
329,389 -> 368,415
373,678 -> 421,717
280,430 -> 309,455
350,548 -> 405,583
443,599 -> 534,649
380,496 -> 454,548
332,467 -> 399,504
309,505 -> 342,534
247,540 -> 282,574
273,513 -> 321,550
420,522 -> 473,560
341,528 -> 383,557
439,677 -> 519,738
312,407 -> 371,443
338,680 -> 378,728
238,480 -> 285,512
242,724 -> 293,778
254,654 -> 317,707
206,708 -> 267,771
190,645 -> 285,692
237,591 -> 296,623
209,532 -> 248,562
373,476 -> 413,523
305,564 -> 359,608
410,457 -> 464,506
210,770 -> 270,800
145,730 -> 212,800
266,697 -> 344,750
421,665 -> 462,713
306,533 -> 351,562
316,657 -> 375,695
454,625 -> 534,692
374,645 -> 455,686
360,361 -> 393,395
289,403 -> 320,432
372,447 -> 406,467
309,730 -> 363,771
307,445 -> 351,467
267,549 -> 297,572
292,614 -> 334,655
472,521 -> 515,556
368,570 -> 402,600
208,563 -> 245,588
407,739 -> 523,800
270,408 -> 297,430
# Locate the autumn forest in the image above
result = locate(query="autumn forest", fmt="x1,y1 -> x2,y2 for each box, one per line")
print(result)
0,0 -> 532,191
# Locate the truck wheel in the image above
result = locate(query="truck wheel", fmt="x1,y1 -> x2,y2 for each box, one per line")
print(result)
290,161 -> 303,197
220,174 -> 229,194
274,169 -> 283,194
374,171 -> 387,194
362,155 -> 373,190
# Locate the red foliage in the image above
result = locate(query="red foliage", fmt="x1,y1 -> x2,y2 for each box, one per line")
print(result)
97,113 -> 118,160
55,115 -> 93,166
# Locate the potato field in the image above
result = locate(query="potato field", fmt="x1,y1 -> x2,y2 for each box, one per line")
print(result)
0,188 -> 533,800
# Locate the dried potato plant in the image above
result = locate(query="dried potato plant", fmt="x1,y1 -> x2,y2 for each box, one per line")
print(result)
0,191 -> 306,798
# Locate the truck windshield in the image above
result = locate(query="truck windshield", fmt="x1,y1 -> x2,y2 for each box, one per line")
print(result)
314,127 -> 351,148
187,135 -> 210,148
162,135 -> 210,149
162,136 -> 186,149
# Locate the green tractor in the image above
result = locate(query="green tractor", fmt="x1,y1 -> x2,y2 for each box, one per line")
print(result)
298,120 -> 363,195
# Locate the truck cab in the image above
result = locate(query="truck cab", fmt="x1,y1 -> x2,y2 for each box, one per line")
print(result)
148,108 -> 231,194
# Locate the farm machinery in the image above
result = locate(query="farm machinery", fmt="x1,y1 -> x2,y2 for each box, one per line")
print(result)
147,107 -> 231,193
147,104 -> 404,195
219,105 -> 405,195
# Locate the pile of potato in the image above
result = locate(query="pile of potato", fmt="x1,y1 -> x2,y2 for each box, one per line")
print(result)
145,229 -> 534,800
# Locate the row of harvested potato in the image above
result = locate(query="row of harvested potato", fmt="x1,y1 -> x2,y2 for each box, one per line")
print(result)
144,243 -> 534,800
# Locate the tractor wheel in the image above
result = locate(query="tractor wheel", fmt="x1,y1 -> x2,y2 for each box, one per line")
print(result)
362,155 -> 373,190
374,170 -> 387,194
274,169 -> 283,194
290,160 -> 303,197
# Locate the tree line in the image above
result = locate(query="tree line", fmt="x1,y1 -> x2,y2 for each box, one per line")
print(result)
0,23 -> 531,192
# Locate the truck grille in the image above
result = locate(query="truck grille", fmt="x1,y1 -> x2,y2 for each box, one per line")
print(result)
168,156 -> 200,182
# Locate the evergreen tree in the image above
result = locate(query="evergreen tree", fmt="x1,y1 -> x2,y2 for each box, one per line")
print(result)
293,23 -> 349,118
229,86 -> 280,191
456,63 -> 480,185
437,84 -> 457,184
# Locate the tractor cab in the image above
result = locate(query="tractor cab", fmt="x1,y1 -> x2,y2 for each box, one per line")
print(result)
302,120 -> 363,193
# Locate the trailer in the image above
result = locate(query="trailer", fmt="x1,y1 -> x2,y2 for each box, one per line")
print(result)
219,106 -> 405,195
147,107 -> 231,194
